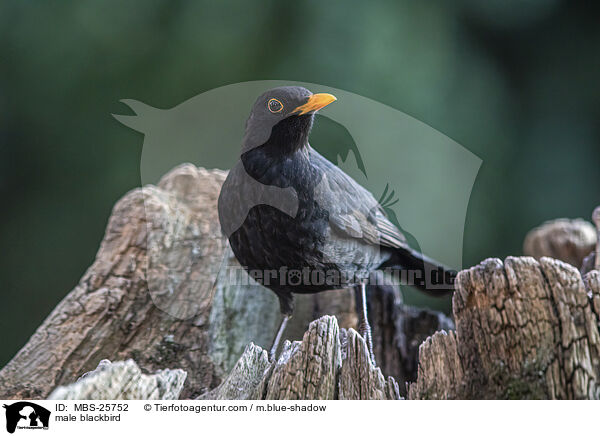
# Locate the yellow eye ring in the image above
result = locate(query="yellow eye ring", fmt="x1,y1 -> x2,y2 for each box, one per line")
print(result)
268,98 -> 284,113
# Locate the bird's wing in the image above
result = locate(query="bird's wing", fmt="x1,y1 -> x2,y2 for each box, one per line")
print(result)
309,147 -> 409,250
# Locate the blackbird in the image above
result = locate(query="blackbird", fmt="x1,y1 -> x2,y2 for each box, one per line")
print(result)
218,86 -> 455,362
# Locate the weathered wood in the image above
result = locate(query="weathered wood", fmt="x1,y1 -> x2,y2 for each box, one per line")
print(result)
0,164 -> 446,400
198,344 -> 271,400
7,161 -> 595,400
409,256 -> 600,399
0,165 -> 244,399
200,316 -> 400,400
366,284 -> 453,394
45,316 -> 400,401
523,218 -> 596,268
48,359 -> 186,400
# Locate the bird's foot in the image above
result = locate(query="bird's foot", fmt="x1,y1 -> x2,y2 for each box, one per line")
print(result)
359,322 -> 376,366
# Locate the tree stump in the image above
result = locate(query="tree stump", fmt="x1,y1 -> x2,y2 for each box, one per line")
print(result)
48,360 -> 186,400
409,258 -> 600,399
0,164 -> 448,400
1,163 -> 597,400
523,218 -> 596,268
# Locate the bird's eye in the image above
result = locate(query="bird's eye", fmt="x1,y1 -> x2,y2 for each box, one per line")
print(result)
268,98 -> 283,113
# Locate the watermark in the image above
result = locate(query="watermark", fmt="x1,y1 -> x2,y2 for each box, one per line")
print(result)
223,265 -> 455,289
114,80 -> 481,319
3,402 -> 50,434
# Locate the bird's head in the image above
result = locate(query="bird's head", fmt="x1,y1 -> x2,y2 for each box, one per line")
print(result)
242,86 -> 337,154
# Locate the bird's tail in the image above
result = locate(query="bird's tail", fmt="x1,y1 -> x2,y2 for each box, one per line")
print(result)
381,246 -> 456,297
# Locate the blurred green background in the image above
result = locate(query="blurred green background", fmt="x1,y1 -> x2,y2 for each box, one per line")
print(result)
1,0 -> 599,367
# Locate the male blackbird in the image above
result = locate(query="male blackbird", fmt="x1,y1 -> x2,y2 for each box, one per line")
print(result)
218,86 -> 455,362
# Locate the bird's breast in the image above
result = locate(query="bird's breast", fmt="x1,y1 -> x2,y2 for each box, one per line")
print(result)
228,194 -> 330,270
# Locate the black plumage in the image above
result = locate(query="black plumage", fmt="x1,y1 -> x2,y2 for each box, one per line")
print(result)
218,86 -> 455,361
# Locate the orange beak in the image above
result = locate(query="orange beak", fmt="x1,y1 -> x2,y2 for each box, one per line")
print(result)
292,93 -> 337,115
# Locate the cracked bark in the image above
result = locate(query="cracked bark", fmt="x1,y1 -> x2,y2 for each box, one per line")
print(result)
408,257 -> 600,399
2,163 -> 597,399
199,316 -> 400,400
48,359 -> 187,400
0,164 -> 446,400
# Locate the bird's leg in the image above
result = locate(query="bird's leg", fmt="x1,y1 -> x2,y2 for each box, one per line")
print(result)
355,282 -> 376,365
269,314 -> 291,361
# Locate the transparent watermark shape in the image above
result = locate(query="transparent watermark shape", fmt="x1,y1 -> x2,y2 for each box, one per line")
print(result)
114,80 -> 482,319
